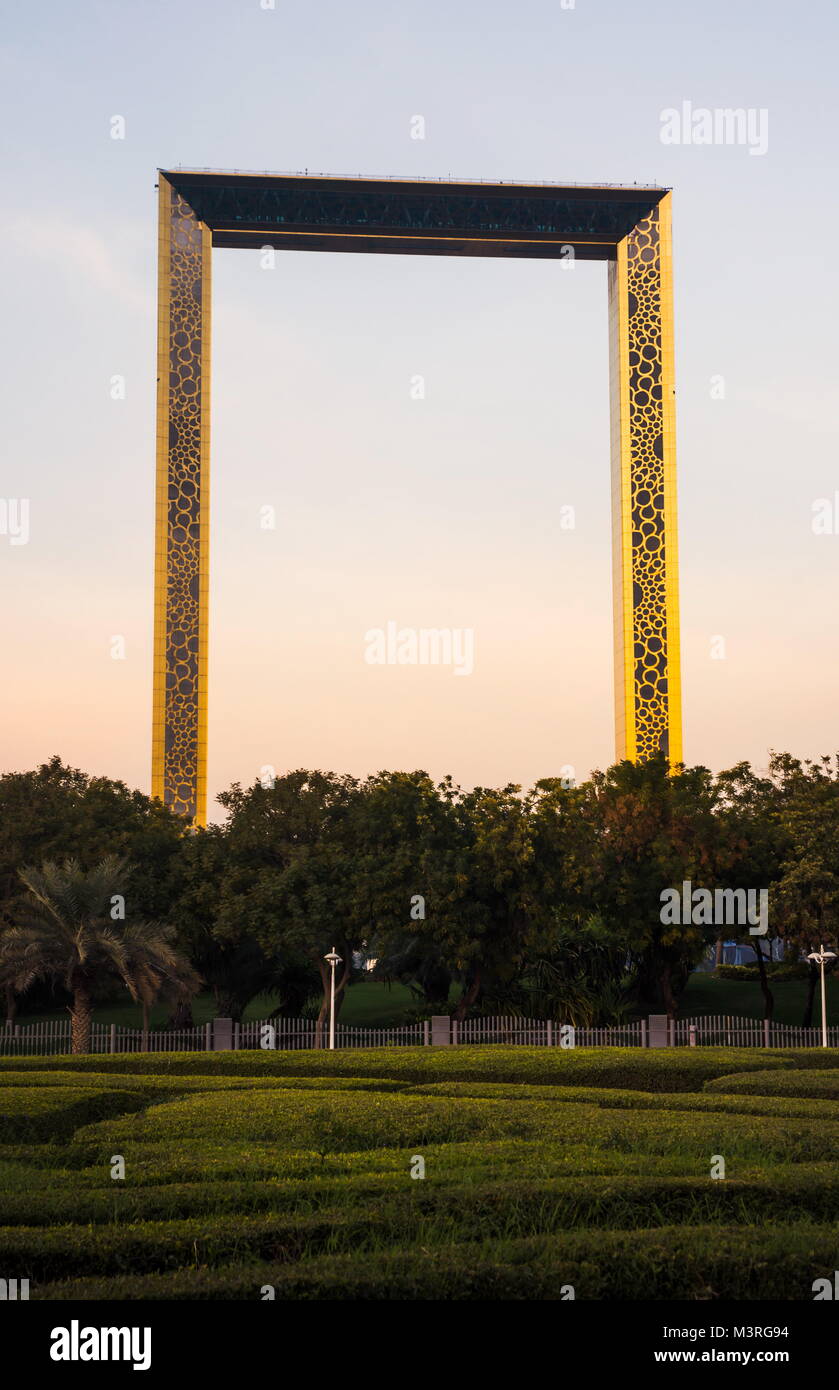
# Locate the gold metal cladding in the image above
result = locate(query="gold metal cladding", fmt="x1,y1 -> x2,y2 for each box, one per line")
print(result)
616,199 -> 681,763
152,175 -> 683,820
608,239 -> 636,761
152,180 -> 210,823
151,175 -> 172,806
657,192 -> 683,767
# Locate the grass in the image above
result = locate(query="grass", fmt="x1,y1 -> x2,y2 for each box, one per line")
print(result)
0,1045 -> 838,1299
14,981 -> 422,1029
13,974 -> 838,1030
679,971 -> 839,1024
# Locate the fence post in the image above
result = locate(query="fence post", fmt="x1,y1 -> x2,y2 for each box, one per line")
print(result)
430,1016 -> 451,1047
640,1018 -> 647,1048
423,1021 -> 429,1047
648,1015 -> 669,1048
763,1019 -> 770,1048
688,1024 -> 696,1048
547,1020 -> 553,1048
212,1018 -> 233,1051
109,1023 -> 116,1055
205,1021 -> 212,1052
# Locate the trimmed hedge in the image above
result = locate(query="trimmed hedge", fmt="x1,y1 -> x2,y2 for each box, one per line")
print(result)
71,1087 -> 839,1163
0,1087 -> 146,1142
72,1088 -> 568,1152
3,1050 -> 838,1301
408,1080 -> 839,1121
0,1046 -> 827,1091
9,1175 -> 839,1281
0,1070 -> 407,1095
716,963 -> 811,981
3,1167 -> 839,1231
32,1144 -> 839,1187
31,1225 -> 839,1300
705,1069 -> 839,1100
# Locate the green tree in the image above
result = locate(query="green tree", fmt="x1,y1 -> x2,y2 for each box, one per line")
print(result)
577,757 -> 727,1016
0,757 -> 186,1020
765,754 -> 839,1024
204,772 -> 368,1038
0,857 -> 200,1052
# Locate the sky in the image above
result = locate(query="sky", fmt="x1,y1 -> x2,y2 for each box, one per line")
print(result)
1,0 -> 838,820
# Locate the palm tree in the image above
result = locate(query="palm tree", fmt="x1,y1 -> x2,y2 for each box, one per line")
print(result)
0,857 -> 200,1053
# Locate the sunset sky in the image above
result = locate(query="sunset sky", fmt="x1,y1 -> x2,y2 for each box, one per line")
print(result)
2,0 -> 838,820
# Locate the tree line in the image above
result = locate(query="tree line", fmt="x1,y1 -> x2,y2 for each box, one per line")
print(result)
1,752 -> 838,1038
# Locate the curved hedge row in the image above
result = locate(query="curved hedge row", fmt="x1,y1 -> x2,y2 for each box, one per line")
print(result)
31,1225 -> 839,1301
705,1069 -> 839,1100
2,1051 -> 836,1301
0,1087 -> 146,1142
0,1046 -> 826,1091
408,1080 -> 839,1120
2,1168 -> 839,1232
70,1087 -> 839,1163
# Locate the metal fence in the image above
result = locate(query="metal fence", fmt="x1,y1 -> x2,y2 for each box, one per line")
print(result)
0,1020 -> 210,1056
238,1019 -> 425,1050
452,1017 -> 644,1047
677,1015 -> 839,1049
1,1012 -> 836,1056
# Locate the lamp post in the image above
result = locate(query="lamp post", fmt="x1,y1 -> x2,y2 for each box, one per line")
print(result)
324,948 -> 342,1050
806,944 -> 837,1048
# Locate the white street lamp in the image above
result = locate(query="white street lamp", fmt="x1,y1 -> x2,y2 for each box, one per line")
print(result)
806,944 -> 837,1048
324,948 -> 342,1051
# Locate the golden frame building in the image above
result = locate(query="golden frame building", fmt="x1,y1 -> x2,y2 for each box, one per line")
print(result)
153,170 -> 682,823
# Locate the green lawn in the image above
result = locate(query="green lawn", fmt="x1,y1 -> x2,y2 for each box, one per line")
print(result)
14,973 -> 837,1030
15,980 -> 428,1030
1,1045 -> 838,1299
679,972 -> 839,1025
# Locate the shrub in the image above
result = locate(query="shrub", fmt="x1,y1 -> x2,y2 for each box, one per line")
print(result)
409,1080 -> 839,1121
0,1046 -> 826,1091
30,1225 -> 839,1300
71,1088 -> 558,1153
0,1070 -> 405,1096
715,963 -> 811,981
704,1069 -> 839,1101
0,1087 -> 146,1142
3,1166 -> 839,1231
4,1049 -> 838,1302
71,1087 -> 839,1164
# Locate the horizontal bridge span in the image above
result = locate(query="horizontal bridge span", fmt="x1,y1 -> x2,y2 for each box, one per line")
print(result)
161,170 -> 665,260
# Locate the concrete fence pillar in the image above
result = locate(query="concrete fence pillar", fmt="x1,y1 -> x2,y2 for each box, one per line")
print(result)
648,1014 -> 669,1048
212,1017 -> 233,1051
430,1015 -> 451,1047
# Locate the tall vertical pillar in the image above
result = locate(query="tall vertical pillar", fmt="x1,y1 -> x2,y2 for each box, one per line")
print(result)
152,176 -> 211,823
609,193 -> 682,765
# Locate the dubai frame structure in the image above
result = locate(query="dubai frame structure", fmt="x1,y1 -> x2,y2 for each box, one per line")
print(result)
153,170 -> 682,824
